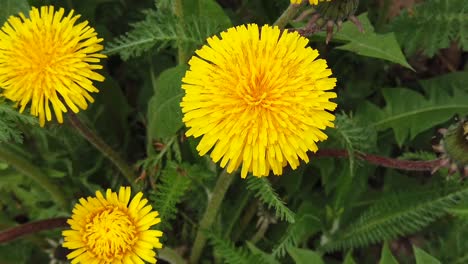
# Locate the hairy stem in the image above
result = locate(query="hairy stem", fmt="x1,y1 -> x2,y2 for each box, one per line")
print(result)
189,169 -> 235,264
315,149 -> 444,171
67,112 -> 136,187
274,4 -> 302,28
0,217 -> 68,243
0,144 -> 68,210
173,0 -> 188,64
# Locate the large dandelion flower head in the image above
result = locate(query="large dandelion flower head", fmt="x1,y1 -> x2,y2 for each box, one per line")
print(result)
290,0 -> 332,5
62,187 -> 163,264
0,6 -> 106,126
181,24 -> 337,178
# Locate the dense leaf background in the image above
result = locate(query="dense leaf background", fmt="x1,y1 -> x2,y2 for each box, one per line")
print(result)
0,0 -> 467,263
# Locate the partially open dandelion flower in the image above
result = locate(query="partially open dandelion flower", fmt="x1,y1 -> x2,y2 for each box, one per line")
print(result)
62,187 -> 163,264
0,6 -> 106,126
291,0 -> 332,5
181,24 -> 337,178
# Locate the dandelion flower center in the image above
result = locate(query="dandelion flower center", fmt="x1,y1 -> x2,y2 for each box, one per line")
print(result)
181,24 -> 337,178
84,207 -> 137,261
62,187 -> 163,263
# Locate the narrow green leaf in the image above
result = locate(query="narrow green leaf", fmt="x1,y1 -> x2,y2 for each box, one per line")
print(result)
413,246 -> 441,264
379,242 -> 399,264
287,247 -> 324,264
246,177 -> 295,223
147,65 -> 187,140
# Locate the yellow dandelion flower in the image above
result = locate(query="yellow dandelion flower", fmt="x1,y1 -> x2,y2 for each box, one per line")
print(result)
181,24 -> 337,178
62,187 -> 163,264
290,0 -> 332,5
0,6 -> 106,127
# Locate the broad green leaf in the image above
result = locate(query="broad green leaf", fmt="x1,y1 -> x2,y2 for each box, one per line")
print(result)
198,0 -> 231,29
379,242 -> 399,264
419,72 -> 468,93
287,247 -> 324,264
413,246 -> 441,264
331,13 -> 412,69
359,87 -> 468,146
0,0 -> 29,25
147,65 -> 187,140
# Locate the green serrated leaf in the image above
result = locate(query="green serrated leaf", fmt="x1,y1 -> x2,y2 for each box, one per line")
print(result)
360,87 -> 468,146
147,65 -> 187,140
379,242 -> 399,264
0,0 -> 29,25
246,177 -> 295,223
392,0 -> 468,56
331,13 -> 412,69
287,247 -> 324,264
322,182 -> 468,252
413,246 -> 441,264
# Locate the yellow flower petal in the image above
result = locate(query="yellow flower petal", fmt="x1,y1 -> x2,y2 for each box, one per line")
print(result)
181,24 -> 337,178
62,187 -> 162,263
0,6 -> 106,126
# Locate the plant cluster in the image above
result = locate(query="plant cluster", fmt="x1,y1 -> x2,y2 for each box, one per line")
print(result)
0,0 -> 467,263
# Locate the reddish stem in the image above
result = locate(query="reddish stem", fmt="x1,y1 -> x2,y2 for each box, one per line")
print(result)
0,217 -> 68,244
315,149 -> 443,171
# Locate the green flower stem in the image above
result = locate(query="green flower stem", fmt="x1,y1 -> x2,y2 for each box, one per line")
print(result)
159,247 -> 187,264
67,112 -> 136,187
0,144 -> 68,209
173,0 -> 188,64
189,169 -> 235,264
274,4 -> 302,28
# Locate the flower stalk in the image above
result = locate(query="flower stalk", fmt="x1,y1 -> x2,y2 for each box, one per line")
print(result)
274,4 -> 303,28
0,144 -> 68,210
67,112 -> 136,187
0,217 -> 68,243
189,169 -> 235,264
173,0 -> 188,64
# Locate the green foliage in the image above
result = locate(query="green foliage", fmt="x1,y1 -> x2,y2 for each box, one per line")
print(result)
208,232 -> 260,264
147,65 -> 187,141
322,182 -> 468,252
272,203 -> 322,258
358,86 -> 468,146
413,246 -> 441,264
379,242 -> 399,264
392,0 -> 468,56
0,102 -> 37,143
2,1 -> 468,263
287,247 -> 324,264
328,113 -> 376,175
246,177 -> 295,223
106,0 -> 231,60
329,13 -> 412,69
149,162 -> 192,229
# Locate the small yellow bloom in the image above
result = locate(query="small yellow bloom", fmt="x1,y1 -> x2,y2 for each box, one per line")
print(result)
62,187 -> 163,264
0,6 -> 106,126
290,0 -> 332,5
181,24 -> 337,178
